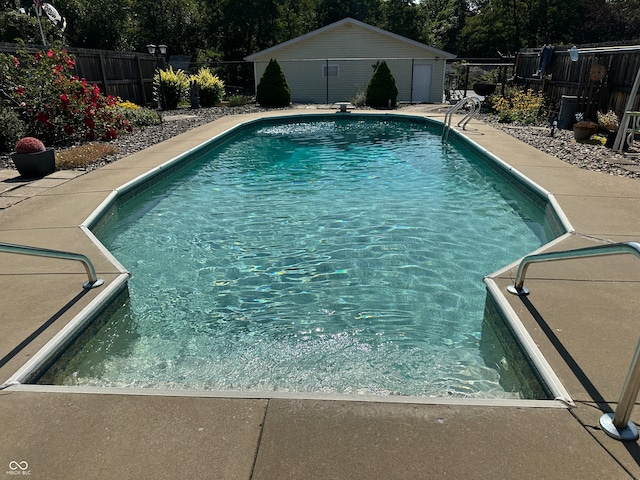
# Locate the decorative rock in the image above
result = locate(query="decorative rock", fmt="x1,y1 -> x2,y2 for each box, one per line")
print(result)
1,106 -> 639,179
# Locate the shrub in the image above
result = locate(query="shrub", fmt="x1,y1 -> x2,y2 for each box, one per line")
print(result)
0,48 -> 132,145
351,88 -> 366,107
15,136 -> 45,153
111,100 -> 161,128
0,105 -> 25,154
365,61 -> 398,109
226,94 -> 251,107
492,87 -> 546,125
154,66 -> 190,110
597,110 -> 619,131
191,67 -> 225,107
256,59 -> 291,107
117,100 -> 140,110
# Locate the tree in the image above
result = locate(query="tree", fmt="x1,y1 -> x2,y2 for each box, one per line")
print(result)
459,2 -> 515,56
380,0 -> 422,41
0,4 -> 65,45
365,60 -> 398,108
55,0 -> 135,50
317,0 -> 380,25
130,0 -> 206,55
256,58 -> 291,107
581,0 -> 633,43
430,0 -> 469,53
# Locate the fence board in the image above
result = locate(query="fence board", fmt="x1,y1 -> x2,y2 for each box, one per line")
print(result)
0,42 -> 162,106
2,41 -> 638,117
514,45 -> 640,121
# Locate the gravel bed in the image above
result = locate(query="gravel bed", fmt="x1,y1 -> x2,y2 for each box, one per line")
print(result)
480,114 -> 640,179
1,105 -> 638,179
0,105 -> 274,172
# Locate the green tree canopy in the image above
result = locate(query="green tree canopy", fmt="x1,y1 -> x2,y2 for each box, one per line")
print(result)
1,0 -> 637,62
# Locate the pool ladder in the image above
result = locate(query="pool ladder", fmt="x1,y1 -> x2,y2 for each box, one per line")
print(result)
442,97 -> 481,144
0,241 -> 104,289
507,241 -> 640,441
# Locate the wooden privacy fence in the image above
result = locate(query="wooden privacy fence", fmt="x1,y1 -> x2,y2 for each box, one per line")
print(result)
514,44 -> 640,122
1,43 -> 257,106
3,42 -> 639,117
72,48 -> 163,106
0,43 -> 163,107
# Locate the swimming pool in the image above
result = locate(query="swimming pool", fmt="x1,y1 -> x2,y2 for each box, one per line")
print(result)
37,115 -> 562,399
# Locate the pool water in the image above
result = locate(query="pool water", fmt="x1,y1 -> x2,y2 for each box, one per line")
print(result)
43,118 -> 551,398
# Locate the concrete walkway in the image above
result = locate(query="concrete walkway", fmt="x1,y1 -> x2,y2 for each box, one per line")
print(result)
1,107 -> 640,479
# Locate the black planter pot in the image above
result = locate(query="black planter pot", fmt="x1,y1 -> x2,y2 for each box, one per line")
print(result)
10,148 -> 56,178
473,83 -> 497,97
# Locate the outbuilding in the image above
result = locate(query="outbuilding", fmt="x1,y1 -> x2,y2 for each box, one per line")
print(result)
244,17 -> 456,105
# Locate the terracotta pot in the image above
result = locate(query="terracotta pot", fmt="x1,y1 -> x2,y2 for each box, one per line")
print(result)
10,148 -> 56,178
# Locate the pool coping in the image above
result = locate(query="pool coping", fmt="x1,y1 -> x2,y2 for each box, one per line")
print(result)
3,106 -> 640,479
2,110 -> 572,408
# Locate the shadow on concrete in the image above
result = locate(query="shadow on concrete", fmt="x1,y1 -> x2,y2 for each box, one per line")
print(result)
519,295 -> 611,410
0,288 -> 91,371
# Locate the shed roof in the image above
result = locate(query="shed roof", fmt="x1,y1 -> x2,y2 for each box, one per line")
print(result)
244,17 -> 455,61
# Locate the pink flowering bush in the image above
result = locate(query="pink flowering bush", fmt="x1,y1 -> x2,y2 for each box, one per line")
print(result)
0,47 -> 132,146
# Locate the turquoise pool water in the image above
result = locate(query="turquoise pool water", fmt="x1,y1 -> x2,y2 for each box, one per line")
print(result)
43,117 -> 552,398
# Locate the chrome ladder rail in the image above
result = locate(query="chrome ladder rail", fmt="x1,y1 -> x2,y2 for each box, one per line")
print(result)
442,97 -> 481,144
506,241 -> 640,441
0,241 -> 104,289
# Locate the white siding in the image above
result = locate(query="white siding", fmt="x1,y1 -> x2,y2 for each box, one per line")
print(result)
249,19 -> 454,104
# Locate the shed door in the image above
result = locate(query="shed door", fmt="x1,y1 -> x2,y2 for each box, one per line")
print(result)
411,64 -> 432,103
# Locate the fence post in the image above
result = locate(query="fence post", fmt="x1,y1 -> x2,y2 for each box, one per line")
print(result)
326,59 -> 329,105
135,55 -> 147,106
98,51 -> 109,96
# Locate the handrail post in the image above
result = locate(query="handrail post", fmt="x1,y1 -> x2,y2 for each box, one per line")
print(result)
503,241 -> 640,441
600,337 -> 640,441
507,242 -> 640,296
0,241 -> 104,289
443,97 -> 479,143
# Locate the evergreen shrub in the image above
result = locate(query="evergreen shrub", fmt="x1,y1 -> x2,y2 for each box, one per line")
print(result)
365,61 -> 398,109
256,59 -> 291,107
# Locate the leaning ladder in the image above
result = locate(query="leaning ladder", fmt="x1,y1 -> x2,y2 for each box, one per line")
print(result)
613,66 -> 640,154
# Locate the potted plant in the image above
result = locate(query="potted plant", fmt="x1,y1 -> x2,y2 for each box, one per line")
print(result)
473,68 -> 498,98
597,110 -> 620,148
473,82 -> 497,97
10,137 -> 56,178
573,113 -> 598,141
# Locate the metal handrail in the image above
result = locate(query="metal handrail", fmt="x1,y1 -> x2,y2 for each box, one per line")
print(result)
506,241 -> 640,441
456,97 -> 481,130
442,97 -> 481,143
0,241 -> 104,289
506,242 -> 640,295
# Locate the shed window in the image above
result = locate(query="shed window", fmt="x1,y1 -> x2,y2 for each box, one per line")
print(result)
323,64 -> 339,78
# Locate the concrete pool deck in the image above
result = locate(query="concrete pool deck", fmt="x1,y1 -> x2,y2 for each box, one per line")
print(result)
1,106 -> 640,479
